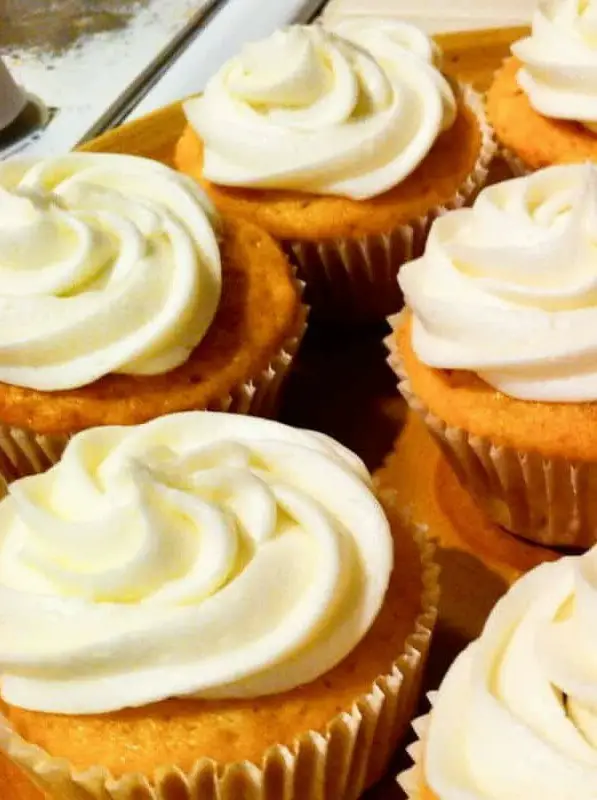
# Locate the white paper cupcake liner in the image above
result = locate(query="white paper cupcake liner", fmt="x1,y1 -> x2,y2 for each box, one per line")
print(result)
0,506 -> 439,800
207,292 -> 308,418
386,314 -> 597,549
397,703 -> 435,800
286,85 -> 496,322
0,428 -> 68,490
0,295 -> 308,488
500,146 -> 532,178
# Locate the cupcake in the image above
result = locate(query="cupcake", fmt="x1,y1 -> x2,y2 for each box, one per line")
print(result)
387,163 -> 597,549
175,22 -> 494,321
0,411 -> 438,800
0,153 -> 307,482
488,0 -> 597,176
400,544 -> 597,798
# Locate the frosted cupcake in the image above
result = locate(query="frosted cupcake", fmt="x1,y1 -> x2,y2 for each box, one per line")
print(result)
400,543 -> 597,798
388,163 -> 597,549
175,21 -> 494,321
488,0 -> 597,175
0,411 -> 438,800
0,154 -> 306,481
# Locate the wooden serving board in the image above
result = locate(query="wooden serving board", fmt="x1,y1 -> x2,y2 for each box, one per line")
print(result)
78,25 -> 535,800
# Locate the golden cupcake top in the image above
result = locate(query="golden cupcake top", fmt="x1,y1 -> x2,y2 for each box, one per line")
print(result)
0,412 -> 393,714
399,163 -> 597,402
0,153 -> 221,391
183,22 -> 456,200
513,0 -> 597,129
423,544 -> 597,798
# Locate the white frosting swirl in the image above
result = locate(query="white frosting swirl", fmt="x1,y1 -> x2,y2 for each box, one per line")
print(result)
0,154 -> 221,391
399,163 -> 597,402
513,0 -> 597,130
425,548 -> 597,799
184,24 -> 456,200
327,16 -> 455,127
0,412 -> 392,715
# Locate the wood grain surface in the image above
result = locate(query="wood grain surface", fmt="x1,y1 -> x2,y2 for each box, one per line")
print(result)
76,26 -> 537,800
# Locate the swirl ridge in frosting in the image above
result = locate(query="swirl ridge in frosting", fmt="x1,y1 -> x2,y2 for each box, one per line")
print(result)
327,16 -> 456,128
425,546 -> 597,798
399,162 -> 597,402
0,153 -> 222,391
184,23 -> 456,200
513,0 -> 597,129
0,412 -> 393,714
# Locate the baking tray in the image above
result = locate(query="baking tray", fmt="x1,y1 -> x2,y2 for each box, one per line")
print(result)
76,25 -> 532,800
0,0 -> 224,155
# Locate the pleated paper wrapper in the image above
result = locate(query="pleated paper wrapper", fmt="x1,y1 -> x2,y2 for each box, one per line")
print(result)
287,85 -> 496,322
0,493 -> 439,800
397,704 -> 435,800
500,146 -> 532,178
0,286 -> 308,489
386,313 -> 597,549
